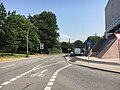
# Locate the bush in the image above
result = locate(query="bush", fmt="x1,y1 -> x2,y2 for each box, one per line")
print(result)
52,48 -> 61,54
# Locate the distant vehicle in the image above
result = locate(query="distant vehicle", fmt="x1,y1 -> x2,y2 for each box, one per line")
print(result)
74,48 -> 81,55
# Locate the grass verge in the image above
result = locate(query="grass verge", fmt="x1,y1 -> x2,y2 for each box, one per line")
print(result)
0,52 -> 27,61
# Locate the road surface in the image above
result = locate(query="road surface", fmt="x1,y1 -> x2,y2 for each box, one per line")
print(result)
0,54 -> 120,90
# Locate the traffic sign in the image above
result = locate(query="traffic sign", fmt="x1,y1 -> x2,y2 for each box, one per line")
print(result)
114,33 -> 120,62
114,33 -> 120,40
86,40 -> 93,46
40,43 -> 44,49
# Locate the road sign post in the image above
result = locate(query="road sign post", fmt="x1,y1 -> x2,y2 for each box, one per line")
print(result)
86,40 -> 93,61
40,43 -> 44,54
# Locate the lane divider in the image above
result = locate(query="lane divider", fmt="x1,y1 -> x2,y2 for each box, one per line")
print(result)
44,64 -> 72,90
0,61 -> 65,89
1,64 -> 16,69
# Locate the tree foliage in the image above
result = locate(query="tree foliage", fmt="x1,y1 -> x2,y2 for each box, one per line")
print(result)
0,3 -> 7,49
74,40 -> 84,46
84,36 -> 100,46
29,11 -> 59,53
0,3 -> 59,54
3,11 -> 40,54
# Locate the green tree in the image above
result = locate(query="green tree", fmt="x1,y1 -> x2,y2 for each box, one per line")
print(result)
31,11 -> 59,53
4,12 -> 40,54
3,11 -> 19,54
28,25 -> 40,52
74,40 -> 84,46
0,3 -> 7,49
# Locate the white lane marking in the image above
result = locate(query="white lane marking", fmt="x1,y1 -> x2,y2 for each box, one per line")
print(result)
1,64 -> 16,69
31,69 -> 48,77
0,60 -> 65,89
32,61 -> 65,71
47,82 -> 54,86
9,78 -> 17,82
25,60 -> 32,63
41,69 -> 48,74
16,75 -> 22,78
54,71 -> 58,74
30,73 -> 38,77
2,81 -> 11,85
0,86 -> 2,88
27,70 -> 33,73
49,79 -> 55,82
51,76 -> 56,79
44,87 -> 51,90
53,73 -> 57,76
44,64 -> 72,90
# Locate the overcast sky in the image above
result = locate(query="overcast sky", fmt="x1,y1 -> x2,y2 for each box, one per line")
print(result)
1,0 -> 108,42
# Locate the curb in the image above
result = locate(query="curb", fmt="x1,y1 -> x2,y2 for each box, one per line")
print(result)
65,56 -> 120,74
75,63 -> 120,74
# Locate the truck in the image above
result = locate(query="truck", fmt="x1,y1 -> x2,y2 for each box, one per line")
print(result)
74,48 -> 81,55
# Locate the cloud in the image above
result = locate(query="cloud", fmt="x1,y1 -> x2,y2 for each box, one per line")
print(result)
59,34 -> 78,42
59,34 -> 89,42
59,34 -> 71,42
81,35 -> 88,41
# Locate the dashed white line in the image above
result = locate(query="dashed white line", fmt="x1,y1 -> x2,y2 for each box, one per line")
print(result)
0,86 -> 2,88
49,79 -> 55,82
44,64 -> 72,90
44,86 -> 51,90
53,73 -> 57,76
0,60 -> 65,89
51,76 -> 56,79
47,82 -> 54,86
1,64 -> 16,69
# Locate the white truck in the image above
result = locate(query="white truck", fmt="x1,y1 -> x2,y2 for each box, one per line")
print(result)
74,48 -> 81,55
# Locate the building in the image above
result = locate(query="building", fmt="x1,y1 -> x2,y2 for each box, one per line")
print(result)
105,0 -> 120,35
92,0 -> 120,58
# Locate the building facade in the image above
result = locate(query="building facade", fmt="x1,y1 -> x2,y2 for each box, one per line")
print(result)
105,0 -> 120,35
91,0 -> 120,58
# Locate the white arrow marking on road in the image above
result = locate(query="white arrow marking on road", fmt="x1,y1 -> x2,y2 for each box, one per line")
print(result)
41,69 -> 48,74
30,69 -> 48,77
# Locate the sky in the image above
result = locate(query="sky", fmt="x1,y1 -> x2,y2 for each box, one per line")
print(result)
0,0 -> 108,42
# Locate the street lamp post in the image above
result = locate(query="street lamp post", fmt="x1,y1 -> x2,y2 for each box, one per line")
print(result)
26,27 -> 30,57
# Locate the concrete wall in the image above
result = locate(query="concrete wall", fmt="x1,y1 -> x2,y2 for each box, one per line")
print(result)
101,40 -> 119,58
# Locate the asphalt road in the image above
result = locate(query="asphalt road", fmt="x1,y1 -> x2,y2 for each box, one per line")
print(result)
0,54 -> 120,90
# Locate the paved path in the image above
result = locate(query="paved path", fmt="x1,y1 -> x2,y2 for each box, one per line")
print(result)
71,56 -> 120,73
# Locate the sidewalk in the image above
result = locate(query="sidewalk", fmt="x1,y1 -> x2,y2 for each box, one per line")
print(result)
67,56 -> 120,73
